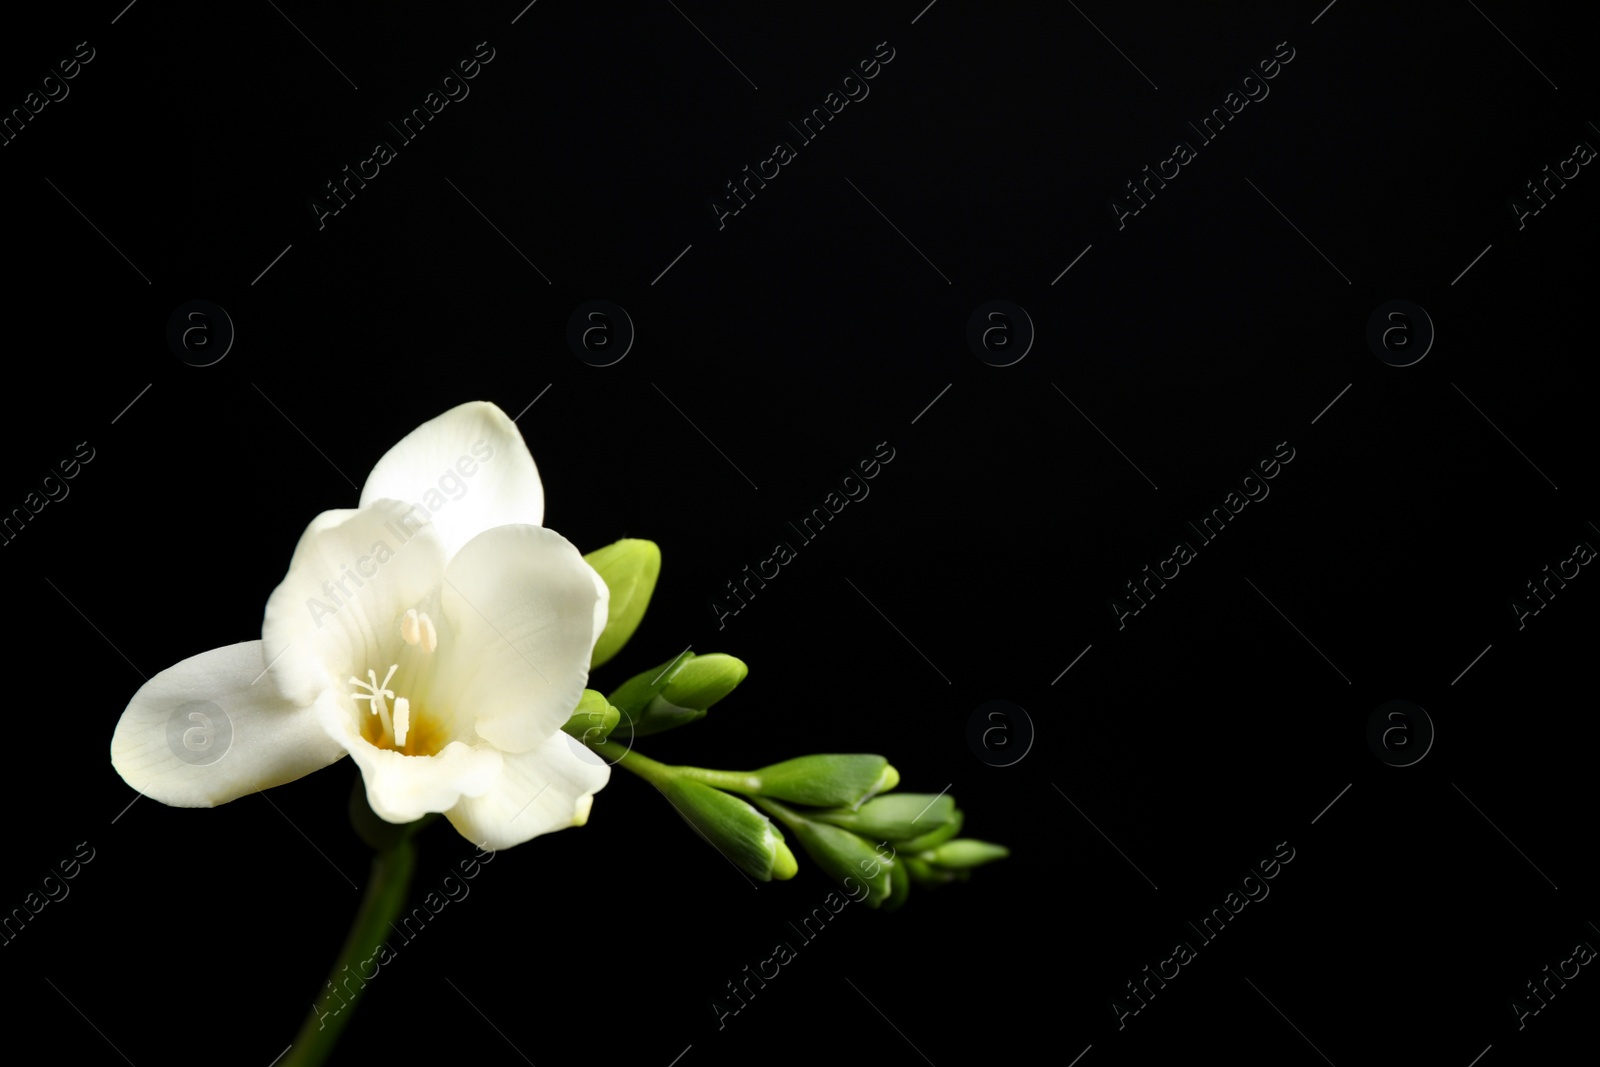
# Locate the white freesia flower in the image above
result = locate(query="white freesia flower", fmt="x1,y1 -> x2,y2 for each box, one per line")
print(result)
110,401 -> 610,849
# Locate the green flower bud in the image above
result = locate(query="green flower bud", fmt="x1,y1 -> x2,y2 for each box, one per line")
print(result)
656,653 -> 747,712
658,777 -> 793,882
560,690 -> 620,745
782,815 -> 894,907
771,840 -> 800,881
926,839 -> 1009,869
629,704 -> 706,738
809,792 -> 956,840
607,651 -> 690,722
749,754 -> 899,808
608,652 -> 748,738
895,808 -> 964,852
902,855 -> 958,888
584,539 -> 662,669
883,861 -> 912,912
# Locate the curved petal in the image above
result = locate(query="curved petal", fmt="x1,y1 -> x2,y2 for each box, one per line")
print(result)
110,641 -> 346,807
314,687 -> 504,823
345,739 -> 504,824
435,524 -> 607,753
358,401 -> 545,560
445,731 -> 610,850
262,501 -> 447,706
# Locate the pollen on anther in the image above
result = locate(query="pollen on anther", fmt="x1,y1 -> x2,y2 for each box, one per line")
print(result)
420,612 -> 438,654
401,608 -> 422,646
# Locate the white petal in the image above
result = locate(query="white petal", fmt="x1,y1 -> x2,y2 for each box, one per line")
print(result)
345,739 -> 504,824
358,401 -> 545,560
435,524 -> 606,753
262,501 -> 447,706
446,731 -> 610,850
110,641 -> 346,807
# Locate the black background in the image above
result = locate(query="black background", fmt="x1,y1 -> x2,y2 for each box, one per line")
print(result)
2,2 -> 1596,1064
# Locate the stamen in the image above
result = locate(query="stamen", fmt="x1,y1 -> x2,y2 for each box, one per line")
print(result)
394,697 -> 410,748
349,664 -> 401,745
402,610 -> 438,654
376,663 -> 398,693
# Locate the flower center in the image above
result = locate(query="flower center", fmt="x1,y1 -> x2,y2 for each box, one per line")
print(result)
348,609 -> 449,756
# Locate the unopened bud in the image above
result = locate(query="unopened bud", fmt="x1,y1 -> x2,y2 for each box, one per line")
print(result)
750,755 -> 899,809
659,777 -> 794,882
810,792 -> 956,840
560,690 -> 620,745
584,539 -> 661,669
926,839 -> 1009,869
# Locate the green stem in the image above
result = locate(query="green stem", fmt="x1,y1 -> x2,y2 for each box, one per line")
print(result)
672,765 -> 764,794
750,795 -> 806,831
589,738 -> 675,786
588,738 -> 761,794
281,839 -> 416,1067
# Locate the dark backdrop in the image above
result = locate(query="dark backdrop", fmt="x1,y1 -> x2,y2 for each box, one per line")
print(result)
2,2 -> 1596,1065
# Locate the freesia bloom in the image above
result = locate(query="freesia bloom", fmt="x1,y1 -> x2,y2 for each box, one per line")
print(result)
110,402 -> 610,849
